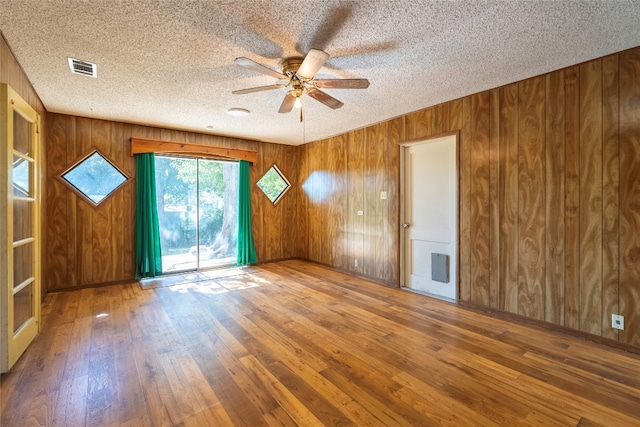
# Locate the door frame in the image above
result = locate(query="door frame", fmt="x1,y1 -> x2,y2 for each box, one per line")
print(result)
399,130 -> 460,300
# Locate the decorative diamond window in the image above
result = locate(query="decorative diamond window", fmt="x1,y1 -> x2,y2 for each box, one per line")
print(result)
60,150 -> 129,206
257,165 -> 290,204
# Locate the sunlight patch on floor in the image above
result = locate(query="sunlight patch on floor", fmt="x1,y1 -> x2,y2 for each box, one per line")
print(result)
139,267 -> 248,290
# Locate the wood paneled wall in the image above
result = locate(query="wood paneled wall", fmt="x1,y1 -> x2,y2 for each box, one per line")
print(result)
1,32 -> 48,300
45,115 -> 299,290
0,34 -> 44,115
297,46 -> 640,347
297,119 -> 402,284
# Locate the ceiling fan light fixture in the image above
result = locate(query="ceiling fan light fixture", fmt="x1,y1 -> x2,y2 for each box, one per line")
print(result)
233,49 -> 369,114
227,108 -> 250,117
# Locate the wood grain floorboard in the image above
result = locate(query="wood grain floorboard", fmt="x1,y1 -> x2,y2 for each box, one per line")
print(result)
2,260 -> 640,426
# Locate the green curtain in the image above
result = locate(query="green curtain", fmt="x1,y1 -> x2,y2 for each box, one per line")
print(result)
135,153 -> 163,278
237,160 -> 257,265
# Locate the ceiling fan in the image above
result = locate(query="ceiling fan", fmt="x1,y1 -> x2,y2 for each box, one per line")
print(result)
232,49 -> 369,117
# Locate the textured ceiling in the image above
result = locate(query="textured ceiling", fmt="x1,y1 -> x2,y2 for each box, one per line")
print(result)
2,1 -> 640,145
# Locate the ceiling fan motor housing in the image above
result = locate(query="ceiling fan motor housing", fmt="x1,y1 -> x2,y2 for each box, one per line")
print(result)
281,57 -> 305,77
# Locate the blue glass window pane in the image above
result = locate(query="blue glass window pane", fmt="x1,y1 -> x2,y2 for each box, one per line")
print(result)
62,151 -> 127,204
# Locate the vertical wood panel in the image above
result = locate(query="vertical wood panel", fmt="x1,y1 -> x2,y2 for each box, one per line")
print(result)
121,123 -> 134,279
405,108 -> 433,140
362,131 -> 374,276
322,137 -> 335,266
601,55 -> 620,340
517,76 -> 545,320
282,144 -> 298,259
386,118 -> 402,284
447,99 -> 463,133
307,141 -> 321,263
92,204 -> 111,283
46,115 -> 69,288
297,145 -> 309,259
253,143 -> 267,261
564,66 -> 581,330
111,122 -> 125,280
470,92 -> 491,306
544,70 -> 566,325
578,60 -> 603,336
374,123 -> 388,280
489,89 -> 500,309
499,83 -> 519,314
92,119 -> 111,155
619,48 -> 640,346
348,130 -> 365,274
433,104 -> 444,135
363,124 -> 386,278
332,135 -> 348,269
459,97 -> 472,301
66,117 -> 79,288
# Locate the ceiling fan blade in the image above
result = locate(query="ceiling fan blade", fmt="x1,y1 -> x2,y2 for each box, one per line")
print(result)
232,84 -> 286,95
235,57 -> 287,80
306,88 -> 344,109
314,79 -> 370,89
297,49 -> 330,79
279,92 -> 296,113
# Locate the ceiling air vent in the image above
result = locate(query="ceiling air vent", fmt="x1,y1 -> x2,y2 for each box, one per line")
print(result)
68,58 -> 97,78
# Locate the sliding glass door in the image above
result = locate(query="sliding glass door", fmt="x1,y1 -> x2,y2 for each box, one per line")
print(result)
154,156 -> 238,273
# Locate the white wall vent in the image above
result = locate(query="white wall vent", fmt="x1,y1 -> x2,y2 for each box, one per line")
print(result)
67,58 -> 97,78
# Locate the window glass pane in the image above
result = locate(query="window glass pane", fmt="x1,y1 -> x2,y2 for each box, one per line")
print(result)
13,199 -> 33,242
61,151 -> 127,204
257,165 -> 290,204
13,283 -> 33,333
13,110 -> 31,155
13,155 -> 31,197
198,160 -> 238,268
155,157 -> 198,272
13,243 -> 33,289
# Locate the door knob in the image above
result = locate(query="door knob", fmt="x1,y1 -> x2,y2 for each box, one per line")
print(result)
402,223 -> 411,228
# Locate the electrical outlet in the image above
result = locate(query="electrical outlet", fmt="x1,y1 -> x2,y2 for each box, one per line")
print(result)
380,191 -> 387,200
357,210 -> 364,216
354,259 -> 359,267
612,314 -> 624,330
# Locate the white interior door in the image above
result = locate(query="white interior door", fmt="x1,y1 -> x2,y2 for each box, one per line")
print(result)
402,134 -> 457,301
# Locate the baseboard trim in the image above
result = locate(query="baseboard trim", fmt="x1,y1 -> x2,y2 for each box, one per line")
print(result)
458,300 -> 640,356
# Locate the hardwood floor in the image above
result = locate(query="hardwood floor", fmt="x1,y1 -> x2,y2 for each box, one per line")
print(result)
2,260 -> 640,426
